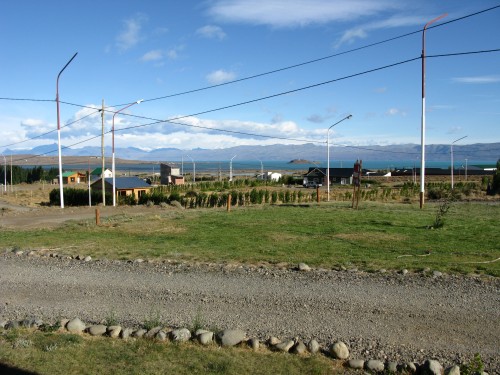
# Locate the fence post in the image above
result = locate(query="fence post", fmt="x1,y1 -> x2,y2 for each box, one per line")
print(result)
316,187 -> 320,203
95,208 -> 100,225
227,194 -> 231,212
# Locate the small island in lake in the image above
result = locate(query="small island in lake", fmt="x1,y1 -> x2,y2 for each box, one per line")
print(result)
288,159 -> 313,164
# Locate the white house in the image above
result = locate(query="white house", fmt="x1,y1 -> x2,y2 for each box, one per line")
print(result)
258,171 -> 282,182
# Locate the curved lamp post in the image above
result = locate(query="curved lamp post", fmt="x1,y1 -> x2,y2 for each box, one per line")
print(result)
56,52 -> 78,208
327,114 -> 352,201
112,100 -> 143,206
229,155 -> 237,182
186,155 -> 195,183
420,13 -> 447,209
451,135 -> 467,189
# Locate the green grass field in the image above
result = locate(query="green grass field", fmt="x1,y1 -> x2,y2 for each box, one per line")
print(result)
0,329 -> 341,375
2,201 -> 499,276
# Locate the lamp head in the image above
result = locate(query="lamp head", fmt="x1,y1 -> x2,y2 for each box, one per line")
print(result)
136,99 -> 144,104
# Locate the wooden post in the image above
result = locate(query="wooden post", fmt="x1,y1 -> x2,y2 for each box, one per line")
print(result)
227,194 -> 231,212
316,186 -> 320,203
95,208 -> 100,225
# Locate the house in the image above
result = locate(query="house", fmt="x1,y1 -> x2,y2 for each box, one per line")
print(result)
90,167 -> 113,181
258,171 -> 282,182
61,171 -> 87,185
160,163 -> 184,185
303,167 -> 361,186
91,177 -> 152,202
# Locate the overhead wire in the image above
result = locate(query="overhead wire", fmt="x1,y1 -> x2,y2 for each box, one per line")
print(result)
5,46 -> 500,164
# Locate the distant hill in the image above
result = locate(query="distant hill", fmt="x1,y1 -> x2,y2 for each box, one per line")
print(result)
4,142 -> 499,163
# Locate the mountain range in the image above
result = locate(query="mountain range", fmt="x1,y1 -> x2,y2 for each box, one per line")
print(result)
4,142 -> 499,163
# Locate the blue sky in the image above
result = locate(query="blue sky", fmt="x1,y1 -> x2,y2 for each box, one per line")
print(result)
0,0 -> 499,155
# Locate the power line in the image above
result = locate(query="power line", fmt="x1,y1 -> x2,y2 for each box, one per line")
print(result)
0,109 -> 102,149
4,48 -> 500,163
1,4 -> 499,107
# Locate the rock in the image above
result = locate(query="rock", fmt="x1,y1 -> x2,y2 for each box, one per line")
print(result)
133,328 -> 147,338
84,256 -> 92,262
275,340 -> 294,352
348,359 -> 365,369
268,336 -> 281,346
171,328 -> 191,342
330,341 -> 349,359
198,332 -> 214,345
155,331 -> 167,341
120,328 -> 133,340
88,325 -> 107,336
248,338 -> 259,351
433,271 -> 443,278
59,319 -> 70,330
307,339 -> 320,354
366,359 -> 385,372
379,269 -> 387,273
400,362 -> 417,373
422,360 -> 444,375
66,318 -> 86,333
15,250 -> 24,256
386,361 -> 398,373
291,341 -> 307,355
144,326 -> 162,338
0,320 -> 7,329
401,269 -> 409,275
195,329 -> 210,336
298,263 -> 311,272
107,325 -> 122,338
445,365 -> 460,375
4,321 -> 20,330
217,329 -> 246,347
20,318 -> 35,328
134,259 -> 144,264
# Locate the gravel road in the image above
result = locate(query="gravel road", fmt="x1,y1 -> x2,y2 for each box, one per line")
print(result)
1,252 -> 498,372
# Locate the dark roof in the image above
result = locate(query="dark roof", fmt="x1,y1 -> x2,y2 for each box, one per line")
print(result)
92,177 -> 151,189
305,167 -> 359,178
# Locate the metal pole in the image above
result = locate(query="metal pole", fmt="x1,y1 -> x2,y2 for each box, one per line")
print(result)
88,157 -> 91,207
112,100 -> 143,206
1,154 -> 6,193
230,155 -> 237,182
420,14 -> 447,209
327,115 -> 352,201
101,99 -> 106,206
451,135 -> 467,189
56,52 -> 78,209
187,155 -> 195,183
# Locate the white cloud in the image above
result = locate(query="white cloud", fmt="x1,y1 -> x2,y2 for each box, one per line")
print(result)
452,75 -> 500,84
196,25 -> 226,40
335,14 -> 427,47
208,0 -> 401,27
116,14 -> 147,51
206,69 -> 237,84
386,108 -> 406,116
141,50 -> 163,62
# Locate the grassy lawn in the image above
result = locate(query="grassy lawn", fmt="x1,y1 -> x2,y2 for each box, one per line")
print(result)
1,201 -> 499,276
0,329 -> 341,375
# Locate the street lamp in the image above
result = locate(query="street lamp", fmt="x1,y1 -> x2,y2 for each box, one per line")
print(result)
420,13 -> 447,209
327,114 -> 352,201
451,135 -> 467,189
186,155 -> 195,183
1,154 -> 6,193
56,52 -> 78,209
229,155 -> 237,182
112,99 -> 143,206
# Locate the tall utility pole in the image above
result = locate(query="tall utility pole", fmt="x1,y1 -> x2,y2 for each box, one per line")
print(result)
420,14 -> 447,209
56,52 -> 78,209
101,99 -> 106,206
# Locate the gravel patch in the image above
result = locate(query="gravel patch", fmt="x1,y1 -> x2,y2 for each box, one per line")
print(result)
0,252 -> 498,372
